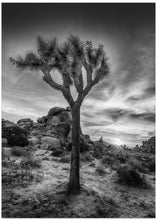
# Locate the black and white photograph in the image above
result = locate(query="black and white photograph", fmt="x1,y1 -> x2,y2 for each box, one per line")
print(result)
2,2 -> 155,218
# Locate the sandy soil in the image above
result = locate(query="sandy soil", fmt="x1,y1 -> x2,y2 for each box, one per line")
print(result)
2,150 -> 155,218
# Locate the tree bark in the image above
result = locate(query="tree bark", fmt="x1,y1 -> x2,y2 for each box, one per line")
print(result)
67,103 -> 81,195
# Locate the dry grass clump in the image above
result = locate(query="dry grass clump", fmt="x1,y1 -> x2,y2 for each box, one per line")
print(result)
80,152 -> 94,162
11,146 -> 26,157
116,164 -> 149,188
96,165 -> 107,176
21,156 -> 41,169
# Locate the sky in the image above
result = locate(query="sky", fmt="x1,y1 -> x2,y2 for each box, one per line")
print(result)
2,3 -> 155,147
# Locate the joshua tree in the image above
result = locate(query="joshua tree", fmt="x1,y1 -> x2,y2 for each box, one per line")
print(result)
10,36 -> 110,195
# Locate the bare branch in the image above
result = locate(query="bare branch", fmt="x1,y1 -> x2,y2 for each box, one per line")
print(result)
42,69 -> 74,106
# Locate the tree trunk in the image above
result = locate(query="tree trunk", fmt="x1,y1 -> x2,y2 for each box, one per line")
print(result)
67,103 -> 81,195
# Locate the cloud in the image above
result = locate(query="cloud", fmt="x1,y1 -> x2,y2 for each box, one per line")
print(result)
129,112 -> 155,123
2,4 -> 155,147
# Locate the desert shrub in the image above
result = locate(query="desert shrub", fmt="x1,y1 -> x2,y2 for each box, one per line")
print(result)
116,153 -> 128,163
96,196 -> 119,218
96,165 -> 106,176
101,155 -> 116,165
2,125 -> 27,139
148,160 -> 155,172
80,152 -> 93,162
8,135 -> 28,147
60,155 -> 71,163
2,160 -> 43,188
101,155 -> 121,170
11,146 -> 26,157
20,156 -> 41,169
128,158 -> 150,174
117,164 -> 148,187
93,142 -> 105,159
80,143 -> 90,152
51,149 -> 63,157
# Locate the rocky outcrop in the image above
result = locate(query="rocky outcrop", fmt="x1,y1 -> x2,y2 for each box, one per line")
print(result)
2,106 -> 93,152
41,136 -> 61,150
47,107 -> 65,117
17,118 -> 33,129
135,136 -> 155,154
28,136 -> 40,145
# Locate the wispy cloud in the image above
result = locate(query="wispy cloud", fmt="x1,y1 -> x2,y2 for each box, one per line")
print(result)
2,4 -> 155,147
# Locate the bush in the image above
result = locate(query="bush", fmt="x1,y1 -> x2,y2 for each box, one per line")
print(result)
102,155 -> 116,166
60,155 -> 71,163
11,147 -> 26,157
2,159 -> 42,188
8,135 -> 28,147
96,165 -> 107,176
101,155 -> 120,170
128,158 -> 150,174
117,164 -> 148,187
51,149 -> 63,157
80,152 -> 93,162
93,142 -> 105,159
148,160 -> 155,172
21,156 -> 41,169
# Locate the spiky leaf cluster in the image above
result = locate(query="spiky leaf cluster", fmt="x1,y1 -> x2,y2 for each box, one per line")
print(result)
10,35 -> 109,86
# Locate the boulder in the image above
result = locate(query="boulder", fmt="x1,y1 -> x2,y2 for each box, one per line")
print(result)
47,107 -> 65,117
56,123 -> 71,138
37,116 -> 47,124
41,136 -> 61,150
2,119 -> 15,128
28,136 -> 40,145
17,118 -> 33,129
58,111 -> 72,122
47,116 -> 60,126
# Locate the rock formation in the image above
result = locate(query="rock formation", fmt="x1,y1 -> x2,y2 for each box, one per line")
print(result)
2,106 -> 93,152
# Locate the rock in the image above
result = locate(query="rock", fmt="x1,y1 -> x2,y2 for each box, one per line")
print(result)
17,118 -> 33,129
2,138 -> 8,147
28,136 -> 40,145
33,149 -> 51,157
41,136 -> 61,150
46,116 -> 60,126
56,123 -> 71,138
134,136 -> 155,154
58,111 -> 72,122
2,119 -> 15,128
37,116 -> 47,124
47,107 -> 65,117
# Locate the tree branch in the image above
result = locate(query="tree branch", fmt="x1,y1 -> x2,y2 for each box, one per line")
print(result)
42,69 -> 75,106
83,58 -> 92,85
